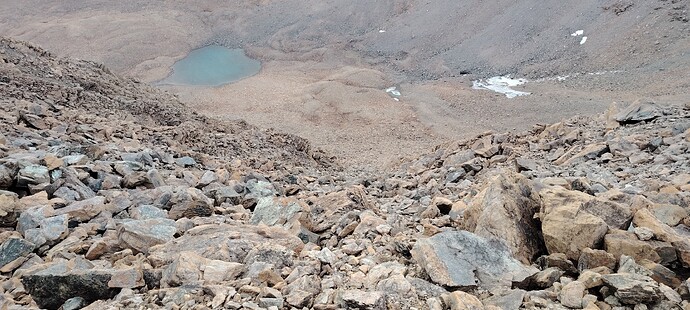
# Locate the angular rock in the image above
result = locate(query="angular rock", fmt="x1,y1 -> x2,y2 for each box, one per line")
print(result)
638,260 -> 682,288
647,240 -> 677,266
21,262 -> 119,309
648,203 -> 688,227
604,230 -> 661,263
520,267 -> 564,289
161,251 -> 205,287
286,289 -> 313,308
302,187 -> 369,233
557,143 -> 609,166
601,273 -> 660,305
24,214 -> 69,247
411,230 -> 538,290
463,172 -> 544,264
0,194 -> 22,227
515,157 -> 538,172
250,196 -> 304,227
614,100 -> 661,123
167,187 -> 214,219
17,165 -> 50,187
558,280 -> 586,309
118,218 -> 177,253
483,289 -> 526,310
580,199 -> 632,230
633,208 -> 690,266
447,291 -> 484,310
341,290 -> 385,310
578,248 -> 616,272
0,238 -> 34,270
0,164 -> 17,188
53,196 -> 106,222
542,205 -> 608,260
108,268 -> 144,289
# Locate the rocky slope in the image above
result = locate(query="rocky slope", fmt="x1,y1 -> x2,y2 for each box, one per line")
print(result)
1,37 -> 690,310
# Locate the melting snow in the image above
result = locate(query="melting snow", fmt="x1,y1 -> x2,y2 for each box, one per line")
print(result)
472,76 -> 531,98
385,86 -> 401,97
379,29 -> 386,33
385,86 -> 401,101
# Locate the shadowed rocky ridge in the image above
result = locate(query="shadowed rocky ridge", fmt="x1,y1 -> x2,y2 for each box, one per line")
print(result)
1,38 -> 690,309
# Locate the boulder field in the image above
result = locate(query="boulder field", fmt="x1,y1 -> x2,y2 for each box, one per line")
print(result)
1,37 -> 690,309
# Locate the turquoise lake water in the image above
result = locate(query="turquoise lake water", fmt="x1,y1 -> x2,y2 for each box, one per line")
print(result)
160,46 -> 261,86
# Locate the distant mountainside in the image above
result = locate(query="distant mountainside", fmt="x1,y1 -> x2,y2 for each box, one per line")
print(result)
0,37 -> 334,169
2,0 -> 688,84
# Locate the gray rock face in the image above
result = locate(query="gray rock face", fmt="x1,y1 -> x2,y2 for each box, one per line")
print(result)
118,218 -> 177,253
250,196 -> 303,226
0,238 -> 34,269
167,187 -> 214,220
130,205 -> 167,220
411,231 -> 538,290
341,290 -> 385,310
17,165 -> 50,187
601,273 -> 661,304
24,214 -> 68,247
175,156 -> 196,167
615,101 -> 661,123
53,196 -> 106,222
149,224 -> 304,265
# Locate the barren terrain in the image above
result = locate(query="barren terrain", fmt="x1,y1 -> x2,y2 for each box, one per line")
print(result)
2,0 -> 688,171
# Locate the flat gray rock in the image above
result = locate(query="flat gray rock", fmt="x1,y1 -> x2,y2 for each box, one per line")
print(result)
411,230 -> 538,290
0,238 -> 34,269
601,273 -> 660,305
615,101 -> 661,123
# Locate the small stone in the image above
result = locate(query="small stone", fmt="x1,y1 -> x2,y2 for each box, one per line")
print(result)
578,248 -> 617,272
17,165 -> 50,187
515,157 -> 538,172
559,280 -> 586,309
175,156 -> 197,167
167,187 -> 214,219
61,296 -> 87,310
315,248 -> 336,265
633,227 -> 654,241
286,289 -> 312,308
447,291 -> 484,310
118,218 -> 177,253
341,290 -> 385,310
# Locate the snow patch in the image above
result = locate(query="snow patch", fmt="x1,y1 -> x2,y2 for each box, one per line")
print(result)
580,36 -> 588,45
385,86 -> 401,99
472,76 -> 530,98
571,30 -> 584,36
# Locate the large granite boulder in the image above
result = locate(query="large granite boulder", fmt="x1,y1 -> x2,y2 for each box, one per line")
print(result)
463,172 -> 545,264
411,231 -> 538,290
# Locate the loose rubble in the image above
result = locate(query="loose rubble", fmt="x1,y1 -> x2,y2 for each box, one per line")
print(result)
1,37 -> 689,309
